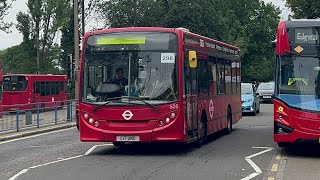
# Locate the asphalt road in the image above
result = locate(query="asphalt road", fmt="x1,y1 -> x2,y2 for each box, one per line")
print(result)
2,104 -> 319,180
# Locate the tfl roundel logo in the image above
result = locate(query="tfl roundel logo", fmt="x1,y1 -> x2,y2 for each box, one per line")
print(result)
122,110 -> 133,120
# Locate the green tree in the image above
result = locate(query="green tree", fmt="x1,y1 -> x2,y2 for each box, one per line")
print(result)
0,0 -> 12,32
90,0 -> 281,82
16,0 -> 71,74
286,0 -> 320,18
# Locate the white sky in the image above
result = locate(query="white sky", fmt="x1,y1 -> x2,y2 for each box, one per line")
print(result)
0,0 -> 291,50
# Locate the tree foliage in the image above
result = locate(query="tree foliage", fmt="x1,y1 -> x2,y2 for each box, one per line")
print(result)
1,0 -> 71,74
92,0 -> 280,82
286,0 -> 320,18
0,0 -> 12,32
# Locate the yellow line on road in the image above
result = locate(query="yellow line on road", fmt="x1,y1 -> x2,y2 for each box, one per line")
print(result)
275,154 -> 281,160
271,164 -> 279,172
268,177 -> 275,180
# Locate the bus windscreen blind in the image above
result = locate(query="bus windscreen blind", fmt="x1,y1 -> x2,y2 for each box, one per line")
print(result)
96,36 -> 146,45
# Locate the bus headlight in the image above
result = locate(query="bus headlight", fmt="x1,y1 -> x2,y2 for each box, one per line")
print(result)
89,118 -> 94,124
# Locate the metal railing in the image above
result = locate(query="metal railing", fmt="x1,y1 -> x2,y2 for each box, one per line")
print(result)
0,100 -> 77,133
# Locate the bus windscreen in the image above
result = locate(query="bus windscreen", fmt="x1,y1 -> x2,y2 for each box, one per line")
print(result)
3,76 -> 28,91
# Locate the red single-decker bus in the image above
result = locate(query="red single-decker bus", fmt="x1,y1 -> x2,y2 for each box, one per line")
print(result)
78,27 -> 242,146
3,74 -> 69,111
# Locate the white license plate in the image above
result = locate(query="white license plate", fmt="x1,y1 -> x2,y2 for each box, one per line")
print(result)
263,96 -> 271,98
116,136 -> 140,142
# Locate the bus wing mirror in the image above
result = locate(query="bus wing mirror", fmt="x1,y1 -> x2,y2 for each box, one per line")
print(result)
188,51 -> 197,68
272,40 -> 276,49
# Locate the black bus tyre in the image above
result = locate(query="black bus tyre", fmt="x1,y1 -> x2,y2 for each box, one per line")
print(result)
113,142 -> 126,147
195,114 -> 207,148
278,142 -> 290,148
225,107 -> 233,135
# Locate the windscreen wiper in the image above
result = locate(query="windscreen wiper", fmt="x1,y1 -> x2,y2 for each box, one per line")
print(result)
92,96 -> 160,112
93,97 -> 126,112
121,97 -> 160,111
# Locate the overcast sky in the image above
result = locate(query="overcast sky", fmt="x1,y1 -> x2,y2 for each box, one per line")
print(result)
0,0 -> 291,50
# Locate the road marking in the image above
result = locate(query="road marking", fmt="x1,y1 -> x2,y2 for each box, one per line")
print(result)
8,169 -> 28,180
30,155 -> 84,169
241,147 -> 274,180
0,127 -> 75,145
276,154 -> 281,160
268,177 -> 275,180
271,164 -> 279,172
8,143 -> 113,180
84,144 -> 113,155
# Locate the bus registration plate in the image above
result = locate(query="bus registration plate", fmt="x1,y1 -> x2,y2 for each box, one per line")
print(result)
116,136 -> 140,142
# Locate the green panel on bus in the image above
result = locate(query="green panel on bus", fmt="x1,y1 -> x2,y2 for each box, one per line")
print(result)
96,36 -> 146,45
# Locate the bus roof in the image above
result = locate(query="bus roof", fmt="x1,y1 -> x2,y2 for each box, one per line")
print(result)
283,19 -> 320,28
84,27 -> 240,52
3,74 -> 67,78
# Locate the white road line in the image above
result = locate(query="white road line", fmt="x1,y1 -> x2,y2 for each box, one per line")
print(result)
8,143 -> 113,180
0,127 -> 75,145
30,155 -> 84,169
84,143 -> 113,155
8,169 -> 29,180
241,147 -> 274,180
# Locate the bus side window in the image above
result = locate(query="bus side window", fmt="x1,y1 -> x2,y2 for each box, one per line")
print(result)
35,82 -> 40,94
40,82 -> 45,96
60,82 -> 64,91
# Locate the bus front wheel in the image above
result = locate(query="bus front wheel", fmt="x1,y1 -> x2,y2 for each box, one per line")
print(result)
278,142 -> 291,148
113,142 -> 126,147
225,107 -> 233,135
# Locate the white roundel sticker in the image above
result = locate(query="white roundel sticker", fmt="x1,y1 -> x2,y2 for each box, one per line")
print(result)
122,110 -> 133,120
209,100 -> 214,119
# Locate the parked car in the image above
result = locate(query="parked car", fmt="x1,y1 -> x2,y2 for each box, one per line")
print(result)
257,82 -> 275,103
241,83 -> 260,115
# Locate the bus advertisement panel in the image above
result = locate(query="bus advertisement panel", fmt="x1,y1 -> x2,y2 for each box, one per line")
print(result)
274,19 -> 320,146
78,27 -> 241,146
3,74 -> 68,111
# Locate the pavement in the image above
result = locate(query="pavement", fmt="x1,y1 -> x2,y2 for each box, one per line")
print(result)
0,121 -> 76,142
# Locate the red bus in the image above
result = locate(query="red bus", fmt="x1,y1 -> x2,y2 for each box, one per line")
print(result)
0,65 -> 3,119
274,19 -> 320,147
78,27 -> 242,146
3,74 -> 69,111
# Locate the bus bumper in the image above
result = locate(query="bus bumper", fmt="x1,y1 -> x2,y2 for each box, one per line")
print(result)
80,117 -> 186,143
274,129 -> 320,143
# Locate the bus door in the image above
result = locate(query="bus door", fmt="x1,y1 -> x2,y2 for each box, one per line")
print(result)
185,51 -> 198,139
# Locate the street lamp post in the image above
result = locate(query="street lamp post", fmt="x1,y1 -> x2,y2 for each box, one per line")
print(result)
74,0 -> 79,99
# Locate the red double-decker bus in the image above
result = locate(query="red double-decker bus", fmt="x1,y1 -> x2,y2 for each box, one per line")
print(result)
3,74 -> 69,111
78,27 -> 242,146
274,19 -> 320,147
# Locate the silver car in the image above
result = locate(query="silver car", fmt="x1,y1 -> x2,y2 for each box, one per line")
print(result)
257,82 -> 275,103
